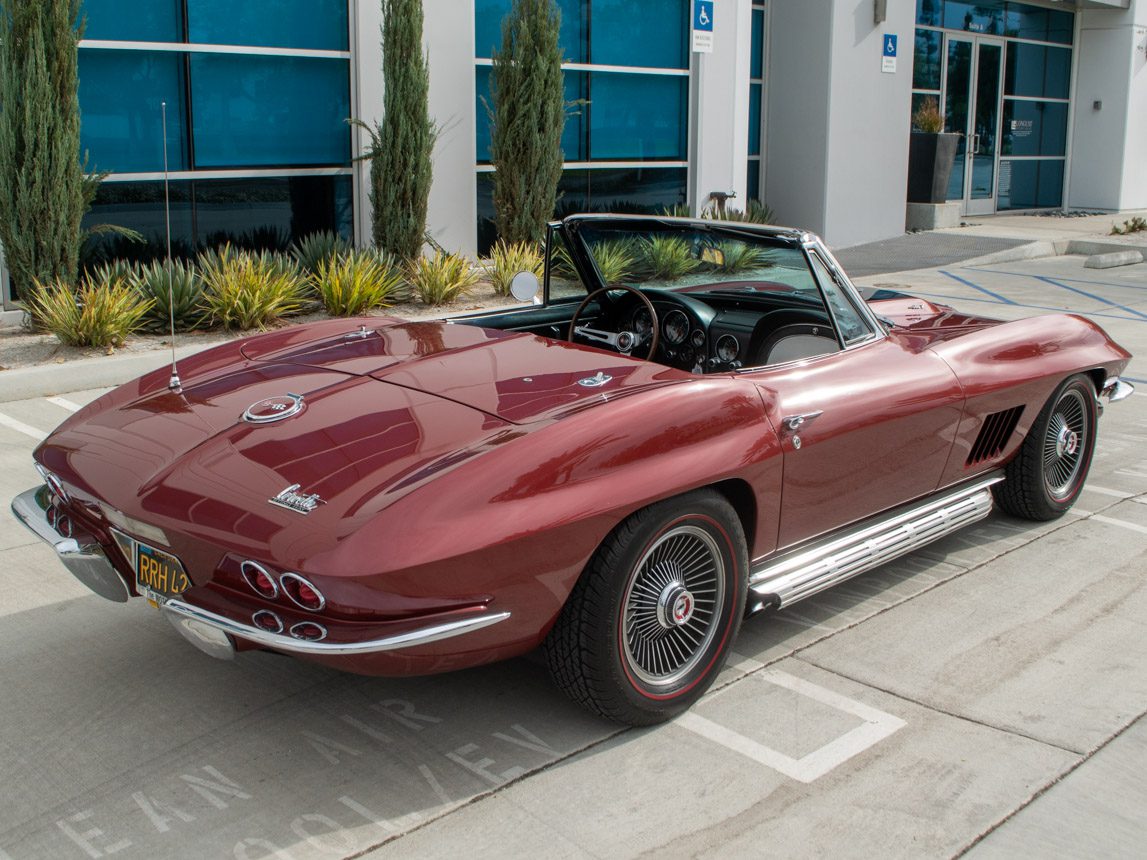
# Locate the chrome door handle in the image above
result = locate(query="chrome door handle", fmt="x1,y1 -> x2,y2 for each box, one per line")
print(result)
971,133 -> 981,154
782,411 -> 823,431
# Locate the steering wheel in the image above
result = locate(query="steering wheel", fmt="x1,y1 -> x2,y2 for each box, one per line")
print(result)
568,285 -> 660,360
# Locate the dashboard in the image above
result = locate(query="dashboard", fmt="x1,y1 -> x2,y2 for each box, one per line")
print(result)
611,289 -> 837,373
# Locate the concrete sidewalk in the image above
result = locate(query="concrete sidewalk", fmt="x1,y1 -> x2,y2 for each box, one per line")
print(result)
1,210 -> 1144,403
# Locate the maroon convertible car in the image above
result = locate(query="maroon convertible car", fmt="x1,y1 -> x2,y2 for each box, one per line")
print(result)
15,215 -> 1134,725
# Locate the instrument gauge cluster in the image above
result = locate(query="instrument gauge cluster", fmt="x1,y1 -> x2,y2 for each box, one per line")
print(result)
662,310 -> 689,346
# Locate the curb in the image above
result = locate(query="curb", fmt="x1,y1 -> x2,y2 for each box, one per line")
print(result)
0,343 -> 219,404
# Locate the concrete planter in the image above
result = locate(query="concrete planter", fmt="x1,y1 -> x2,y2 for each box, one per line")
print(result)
907,132 -> 959,204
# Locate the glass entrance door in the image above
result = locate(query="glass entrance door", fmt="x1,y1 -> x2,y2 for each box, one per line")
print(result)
944,36 -> 1004,216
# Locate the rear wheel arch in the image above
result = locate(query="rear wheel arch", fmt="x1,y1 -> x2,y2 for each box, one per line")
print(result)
710,478 -> 758,556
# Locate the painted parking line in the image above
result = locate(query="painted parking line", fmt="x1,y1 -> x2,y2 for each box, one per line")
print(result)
939,271 -> 1017,304
964,266 -> 1147,294
1090,515 -> 1147,536
46,396 -> 83,413
678,668 -> 906,783
1033,276 -> 1147,321
887,289 -> 1147,325
0,412 -> 46,442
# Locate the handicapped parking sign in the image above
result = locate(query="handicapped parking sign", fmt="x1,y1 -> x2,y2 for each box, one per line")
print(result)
692,0 -> 714,53
882,33 -> 898,73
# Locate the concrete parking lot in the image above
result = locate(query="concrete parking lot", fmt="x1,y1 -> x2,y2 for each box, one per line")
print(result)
0,252 -> 1144,859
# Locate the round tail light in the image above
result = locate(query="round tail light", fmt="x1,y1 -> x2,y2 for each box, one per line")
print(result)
281,573 -> 325,611
251,610 -> 283,633
241,561 -> 278,599
289,621 -> 327,642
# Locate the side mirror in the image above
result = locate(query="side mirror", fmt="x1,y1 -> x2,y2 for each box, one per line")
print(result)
510,271 -> 541,304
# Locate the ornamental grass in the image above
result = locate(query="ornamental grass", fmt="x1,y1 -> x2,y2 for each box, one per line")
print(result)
25,270 -> 153,348
313,251 -> 407,316
484,240 -> 544,296
199,247 -> 307,330
410,251 -> 479,306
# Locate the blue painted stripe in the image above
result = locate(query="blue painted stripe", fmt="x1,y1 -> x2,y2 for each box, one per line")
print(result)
1033,276 -> 1147,320
1121,376 -> 1147,384
966,266 -> 1147,293
938,271 -> 1017,304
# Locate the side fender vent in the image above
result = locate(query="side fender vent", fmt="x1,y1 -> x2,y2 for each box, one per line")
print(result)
966,406 -> 1024,466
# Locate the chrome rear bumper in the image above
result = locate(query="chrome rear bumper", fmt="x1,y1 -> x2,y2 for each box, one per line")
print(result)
12,485 -> 130,602
1102,377 -> 1135,403
13,484 -> 511,661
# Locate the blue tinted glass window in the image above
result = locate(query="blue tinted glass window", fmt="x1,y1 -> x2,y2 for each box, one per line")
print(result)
79,50 -> 189,173
1046,10 -> 1074,45
588,73 -> 687,160
1004,3 -> 1047,40
913,28 -> 942,90
998,159 -> 1063,209
1005,44 -> 1070,100
476,0 -> 585,61
746,159 -> 760,202
190,54 -> 350,168
748,83 -> 762,156
83,0 -> 182,42
82,177 -> 352,265
945,1 -> 1004,35
187,0 -> 349,50
751,9 -> 764,79
916,0 -> 941,27
1002,100 -> 1067,157
590,0 -> 688,69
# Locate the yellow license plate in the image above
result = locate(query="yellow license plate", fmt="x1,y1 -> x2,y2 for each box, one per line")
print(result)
135,543 -> 190,599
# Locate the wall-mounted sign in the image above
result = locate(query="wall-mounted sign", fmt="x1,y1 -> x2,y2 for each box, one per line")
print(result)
882,33 -> 897,73
692,0 -> 714,54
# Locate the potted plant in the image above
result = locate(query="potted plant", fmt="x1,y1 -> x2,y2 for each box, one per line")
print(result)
906,98 -> 960,204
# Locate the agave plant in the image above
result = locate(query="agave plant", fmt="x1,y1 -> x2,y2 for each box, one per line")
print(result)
637,234 -> 700,281
710,240 -> 775,274
291,231 -> 352,276
200,249 -> 308,330
409,252 -> 480,306
708,199 -> 775,225
131,260 -> 205,332
314,251 -> 407,316
25,274 -> 153,348
483,240 -> 544,296
590,240 -> 639,284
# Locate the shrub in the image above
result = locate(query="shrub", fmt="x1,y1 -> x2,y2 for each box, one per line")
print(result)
715,199 -> 775,225
484,240 -> 544,296
314,251 -> 406,316
131,259 -> 205,332
912,97 -> 944,133
200,250 -> 307,330
710,241 -> 774,274
291,231 -> 352,276
410,251 -> 479,306
590,240 -> 638,284
637,235 -> 699,280
1111,216 -> 1147,236
25,273 -> 153,347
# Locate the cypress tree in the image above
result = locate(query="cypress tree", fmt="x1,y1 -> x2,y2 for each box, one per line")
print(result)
0,0 -> 92,295
372,0 -> 434,263
489,0 -> 565,246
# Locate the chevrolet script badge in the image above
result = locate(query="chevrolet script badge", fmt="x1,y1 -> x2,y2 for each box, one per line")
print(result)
269,484 -> 324,514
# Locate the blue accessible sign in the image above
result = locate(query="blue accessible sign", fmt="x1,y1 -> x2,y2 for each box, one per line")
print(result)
692,0 -> 714,53
882,34 -> 898,73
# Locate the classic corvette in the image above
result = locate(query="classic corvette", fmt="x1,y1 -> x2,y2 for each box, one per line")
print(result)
14,215 -> 1134,725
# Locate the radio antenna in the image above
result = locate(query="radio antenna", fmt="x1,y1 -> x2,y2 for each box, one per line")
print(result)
162,100 -> 181,393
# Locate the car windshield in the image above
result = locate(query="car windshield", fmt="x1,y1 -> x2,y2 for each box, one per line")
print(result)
558,222 -> 821,301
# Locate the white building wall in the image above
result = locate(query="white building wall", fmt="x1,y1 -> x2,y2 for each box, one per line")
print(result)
352,0 -> 477,256
1068,0 -> 1146,210
822,0 -> 915,247
764,0 -> 913,247
690,0 -> 753,215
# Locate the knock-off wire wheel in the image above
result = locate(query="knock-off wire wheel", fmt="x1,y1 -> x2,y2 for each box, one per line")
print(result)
1042,386 -> 1088,500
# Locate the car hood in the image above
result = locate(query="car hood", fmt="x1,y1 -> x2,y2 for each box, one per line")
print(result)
37,320 -> 684,565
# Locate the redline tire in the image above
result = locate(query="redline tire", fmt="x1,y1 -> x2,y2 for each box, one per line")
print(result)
544,489 -> 748,725
994,374 -> 1098,521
